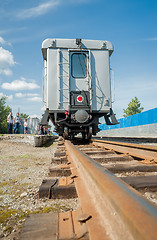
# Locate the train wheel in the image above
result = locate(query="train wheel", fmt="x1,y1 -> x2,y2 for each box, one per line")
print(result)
70,134 -> 74,140
87,127 -> 92,140
87,132 -> 92,140
82,132 -> 86,140
63,127 -> 68,139
63,132 -> 68,139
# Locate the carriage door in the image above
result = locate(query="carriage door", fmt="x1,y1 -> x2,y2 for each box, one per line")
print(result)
70,51 -> 89,92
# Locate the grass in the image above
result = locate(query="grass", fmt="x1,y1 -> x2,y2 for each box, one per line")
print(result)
0,179 -> 29,199
0,180 -> 18,193
0,203 -> 73,236
0,154 -> 32,161
0,140 -> 62,237
12,154 -> 31,159
0,206 -> 27,234
0,207 -> 22,224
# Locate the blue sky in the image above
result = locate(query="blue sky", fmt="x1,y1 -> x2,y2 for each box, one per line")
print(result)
0,0 -> 157,119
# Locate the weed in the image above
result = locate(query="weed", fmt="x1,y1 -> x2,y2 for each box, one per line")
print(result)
0,207 -> 21,224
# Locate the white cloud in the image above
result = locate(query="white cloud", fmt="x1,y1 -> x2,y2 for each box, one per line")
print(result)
15,92 -> 39,98
0,92 -> 13,101
0,36 -> 11,46
0,47 -> 15,66
17,0 -> 91,19
0,68 -> 12,76
0,37 -> 6,45
7,94 -> 13,101
0,47 -> 16,76
1,77 -> 40,91
41,106 -> 45,111
0,27 -> 27,36
30,114 -> 41,119
145,37 -> 157,41
17,0 -> 60,19
27,96 -> 42,102
0,92 -> 4,98
69,0 -> 91,3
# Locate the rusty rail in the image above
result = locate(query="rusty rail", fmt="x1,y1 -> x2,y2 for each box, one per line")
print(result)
93,139 -> 157,163
65,140 -> 157,240
93,139 -> 157,151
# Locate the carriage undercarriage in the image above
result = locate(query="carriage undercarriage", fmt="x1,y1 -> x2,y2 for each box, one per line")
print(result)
40,108 -> 118,140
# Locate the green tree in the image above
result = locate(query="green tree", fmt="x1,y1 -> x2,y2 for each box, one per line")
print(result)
20,113 -> 29,119
0,97 -> 11,134
123,97 -> 144,117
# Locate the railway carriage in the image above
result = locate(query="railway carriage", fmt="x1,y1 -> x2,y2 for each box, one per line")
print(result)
41,38 -> 118,139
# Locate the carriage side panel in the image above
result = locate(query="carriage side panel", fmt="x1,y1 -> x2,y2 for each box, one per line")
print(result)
90,50 -> 111,112
47,48 -> 58,110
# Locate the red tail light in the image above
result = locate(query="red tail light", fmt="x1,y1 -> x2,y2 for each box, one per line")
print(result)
77,95 -> 83,102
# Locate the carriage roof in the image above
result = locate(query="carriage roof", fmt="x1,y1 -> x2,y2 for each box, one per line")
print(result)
42,38 -> 114,60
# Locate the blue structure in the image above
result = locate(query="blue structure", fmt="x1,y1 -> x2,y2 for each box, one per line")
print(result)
99,108 -> 157,131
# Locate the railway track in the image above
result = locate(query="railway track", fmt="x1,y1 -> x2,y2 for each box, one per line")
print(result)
20,138 -> 157,240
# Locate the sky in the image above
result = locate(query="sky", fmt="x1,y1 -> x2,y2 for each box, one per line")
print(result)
0,0 -> 157,120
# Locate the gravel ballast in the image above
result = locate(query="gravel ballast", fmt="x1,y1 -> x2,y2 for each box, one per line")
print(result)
0,136 -> 78,240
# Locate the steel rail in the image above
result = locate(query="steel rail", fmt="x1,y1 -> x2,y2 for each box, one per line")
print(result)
93,139 -> 157,151
65,140 -> 157,240
92,140 -> 157,162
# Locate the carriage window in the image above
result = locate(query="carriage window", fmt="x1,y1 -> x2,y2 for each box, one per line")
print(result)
71,53 -> 87,78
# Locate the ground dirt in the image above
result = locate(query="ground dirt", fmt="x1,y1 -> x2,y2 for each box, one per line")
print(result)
0,136 -> 78,240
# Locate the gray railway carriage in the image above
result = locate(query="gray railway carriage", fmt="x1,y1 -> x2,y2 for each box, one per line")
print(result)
41,38 -> 118,139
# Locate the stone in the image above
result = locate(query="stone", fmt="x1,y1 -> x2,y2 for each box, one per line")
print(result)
20,192 -> 27,198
